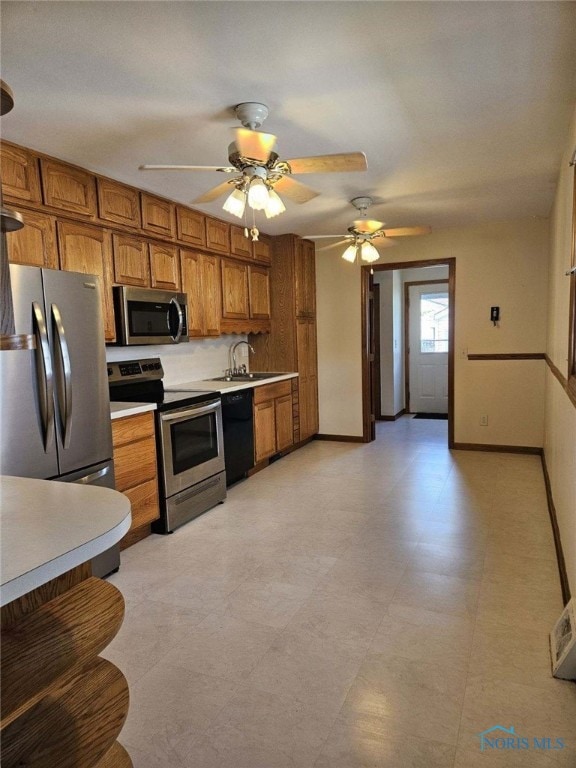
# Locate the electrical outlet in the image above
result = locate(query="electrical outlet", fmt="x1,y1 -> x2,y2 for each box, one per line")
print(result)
480,415 -> 488,426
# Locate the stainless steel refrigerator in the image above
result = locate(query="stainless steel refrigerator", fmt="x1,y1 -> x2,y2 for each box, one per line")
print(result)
1,264 -> 119,576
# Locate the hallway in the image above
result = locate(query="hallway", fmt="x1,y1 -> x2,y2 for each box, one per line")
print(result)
105,417 -> 576,767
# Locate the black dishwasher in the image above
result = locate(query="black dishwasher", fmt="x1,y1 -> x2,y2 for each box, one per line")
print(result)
221,390 -> 254,486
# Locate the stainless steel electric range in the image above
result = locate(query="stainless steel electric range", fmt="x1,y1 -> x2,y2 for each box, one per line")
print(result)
108,358 -> 226,533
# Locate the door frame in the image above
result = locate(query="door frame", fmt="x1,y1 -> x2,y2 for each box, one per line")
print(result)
404,279 -> 450,415
361,257 -> 456,447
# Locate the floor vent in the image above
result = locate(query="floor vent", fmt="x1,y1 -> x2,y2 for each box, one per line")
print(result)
550,598 -> 576,680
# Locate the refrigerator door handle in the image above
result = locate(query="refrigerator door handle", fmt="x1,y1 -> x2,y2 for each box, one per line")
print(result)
168,297 -> 183,342
51,303 -> 73,448
73,465 -> 111,484
32,301 -> 55,451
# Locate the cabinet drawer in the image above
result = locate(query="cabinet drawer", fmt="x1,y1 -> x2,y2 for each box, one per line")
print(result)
122,479 -> 159,528
253,379 -> 292,404
114,438 -> 157,491
112,412 -> 155,448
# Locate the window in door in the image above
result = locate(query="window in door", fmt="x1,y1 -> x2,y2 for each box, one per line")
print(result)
420,292 -> 449,353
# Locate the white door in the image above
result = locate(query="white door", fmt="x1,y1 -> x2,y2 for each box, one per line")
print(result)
408,283 -> 449,413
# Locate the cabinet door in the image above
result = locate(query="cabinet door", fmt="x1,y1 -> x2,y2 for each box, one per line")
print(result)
275,394 -> 294,452
141,193 -> 176,238
56,221 -> 115,341
253,234 -> 271,265
230,225 -> 252,260
1,143 -> 41,203
149,243 -> 180,290
176,206 -> 206,247
97,179 -> 140,228
202,253 -> 222,336
295,238 -> 316,317
41,158 -> 97,218
180,249 -> 203,337
254,400 -> 276,463
221,258 -> 249,319
249,265 -> 270,319
307,319 -> 319,435
6,209 -> 58,268
112,233 -> 150,287
205,217 -> 230,254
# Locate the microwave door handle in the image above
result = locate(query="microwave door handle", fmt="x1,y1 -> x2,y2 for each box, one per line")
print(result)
51,304 -> 73,448
32,301 -> 55,451
168,298 -> 183,342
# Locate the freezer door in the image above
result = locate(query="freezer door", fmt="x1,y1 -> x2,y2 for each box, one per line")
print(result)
1,265 -> 59,478
42,268 -> 113,475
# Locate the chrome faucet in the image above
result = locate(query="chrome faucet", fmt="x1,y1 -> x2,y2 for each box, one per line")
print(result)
230,340 -> 255,375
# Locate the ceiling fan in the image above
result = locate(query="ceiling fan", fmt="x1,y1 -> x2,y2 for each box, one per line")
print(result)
139,102 -> 367,225
308,197 -> 431,263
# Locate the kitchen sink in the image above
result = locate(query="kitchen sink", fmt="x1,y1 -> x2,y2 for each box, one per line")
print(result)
208,372 -> 290,382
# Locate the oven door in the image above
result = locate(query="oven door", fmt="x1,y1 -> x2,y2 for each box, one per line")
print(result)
158,399 -> 225,498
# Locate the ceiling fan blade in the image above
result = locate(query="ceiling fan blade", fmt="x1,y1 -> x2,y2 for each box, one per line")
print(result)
380,226 -> 432,237
375,238 -> 398,249
353,219 -> 385,234
193,179 -> 236,204
316,239 -> 351,252
234,128 -> 277,162
139,164 -> 235,172
285,152 -> 367,174
273,176 -> 319,204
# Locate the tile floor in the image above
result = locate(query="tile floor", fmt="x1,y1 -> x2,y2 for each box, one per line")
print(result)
104,416 -> 576,767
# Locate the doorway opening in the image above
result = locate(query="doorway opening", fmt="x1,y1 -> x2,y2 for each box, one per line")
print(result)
361,258 -> 456,447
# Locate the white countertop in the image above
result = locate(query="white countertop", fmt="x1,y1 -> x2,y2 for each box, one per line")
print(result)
171,372 -> 298,394
110,401 -> 157,420
0,476 -> 131,606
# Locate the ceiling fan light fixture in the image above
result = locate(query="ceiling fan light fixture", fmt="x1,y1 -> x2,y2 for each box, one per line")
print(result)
222,187 -> 246,218
342,244 -> 358,263
264,188 -> 286,219
247,177 -> 270,211
360,241 -> 380,263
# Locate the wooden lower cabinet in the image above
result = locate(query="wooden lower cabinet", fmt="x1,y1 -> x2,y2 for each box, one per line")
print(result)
253,381 -> 294,463
1,568 -> 132,768
111,411 -> 160,549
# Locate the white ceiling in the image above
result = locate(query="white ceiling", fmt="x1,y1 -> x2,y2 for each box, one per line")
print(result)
1,2 -> 575,242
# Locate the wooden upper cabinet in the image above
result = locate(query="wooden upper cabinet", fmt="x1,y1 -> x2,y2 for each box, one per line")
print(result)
249,265 -> 270,320
149,243 -> 180,290
230,225 -> 252,261
56,221 -> 115,342
180,249 -> 221,337
205,216 -> 230,254
40,158 -> 97,218
97,179 -> 140,228
141,193 -> 176,239
253,234 -> 272,265
5,209 -> 58,269
221,258 -> 249,319
112,233 -> 150,287
295,238 -> 316,317
176,206 -> 206,247
1,143 -> 41,203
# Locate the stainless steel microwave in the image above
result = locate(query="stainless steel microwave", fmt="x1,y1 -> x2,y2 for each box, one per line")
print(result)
113,286 -> 189,345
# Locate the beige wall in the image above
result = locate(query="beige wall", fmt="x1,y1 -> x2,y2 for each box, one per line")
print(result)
316,217 -> 549,443
544,105 -> 576,596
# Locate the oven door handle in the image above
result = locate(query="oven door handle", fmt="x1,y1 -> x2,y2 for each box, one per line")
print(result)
160,400 -> 221,425
168,298 -> 184,342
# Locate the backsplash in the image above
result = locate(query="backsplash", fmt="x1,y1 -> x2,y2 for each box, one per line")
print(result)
105,335 -> 248,386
